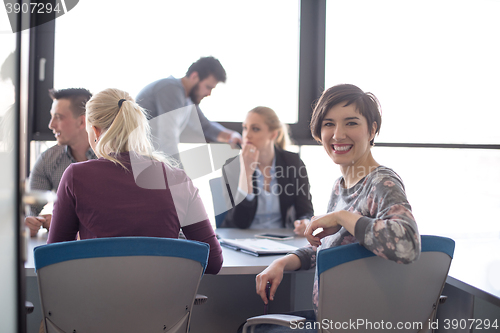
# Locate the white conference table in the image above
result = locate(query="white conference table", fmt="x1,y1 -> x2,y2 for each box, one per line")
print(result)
24,228 -> 310,276
215,228 -> 310,274
24,231 -> 500,333
193,228 -> 314,332
24,229 -> 314,333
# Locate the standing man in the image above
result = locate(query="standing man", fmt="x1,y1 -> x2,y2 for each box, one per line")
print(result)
25,88 -> 95,237
136,56 -> 242,158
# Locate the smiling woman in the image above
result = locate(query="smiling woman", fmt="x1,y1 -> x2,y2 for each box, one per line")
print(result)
320,104 -> 376,181
310,84 -> 381,188
252,84 -> 420,332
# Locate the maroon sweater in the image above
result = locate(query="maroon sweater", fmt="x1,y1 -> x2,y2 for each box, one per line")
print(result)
48,152 -> 223,274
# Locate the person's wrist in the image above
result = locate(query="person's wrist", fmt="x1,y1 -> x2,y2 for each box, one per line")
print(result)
336,210 -> 353,228
325,211 -> 339,226
229,131 -> 241,142
245,169 -> 253,179
274,256 -> 290,270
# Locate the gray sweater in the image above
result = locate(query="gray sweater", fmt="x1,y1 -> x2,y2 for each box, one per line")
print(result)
292,166 -> 420,314
136,76 -> 226,157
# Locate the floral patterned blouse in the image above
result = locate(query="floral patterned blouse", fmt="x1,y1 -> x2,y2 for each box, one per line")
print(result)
292,166 -> 420,315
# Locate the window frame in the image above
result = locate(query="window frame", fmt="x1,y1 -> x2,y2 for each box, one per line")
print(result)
29,0 -> 500,152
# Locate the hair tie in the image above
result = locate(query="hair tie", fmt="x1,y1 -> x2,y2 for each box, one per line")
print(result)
118,99 -> 126,108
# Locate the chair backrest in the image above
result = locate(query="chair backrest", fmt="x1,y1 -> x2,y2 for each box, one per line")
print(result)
316,235 -> 455,333
34,237 -> 209,333
209,177 -> 230,227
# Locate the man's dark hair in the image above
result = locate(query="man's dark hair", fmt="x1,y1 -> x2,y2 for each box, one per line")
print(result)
186,56 -> 226,83
49,88 -> 92,118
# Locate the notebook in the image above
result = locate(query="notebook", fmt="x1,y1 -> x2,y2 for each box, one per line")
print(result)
220,238 -> 298,256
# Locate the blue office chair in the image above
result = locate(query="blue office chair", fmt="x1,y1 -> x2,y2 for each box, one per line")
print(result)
242,235 -> 455,333
209,177 -> 231,227
34,237 -> 209,333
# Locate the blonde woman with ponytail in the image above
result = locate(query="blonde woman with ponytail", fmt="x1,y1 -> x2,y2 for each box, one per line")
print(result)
47,88 -> 222,275
220,107 -> 314,234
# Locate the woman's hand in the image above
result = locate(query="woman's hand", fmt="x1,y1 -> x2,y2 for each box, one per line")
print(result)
238,144 -> 259,194
293,219 -> 309,236
304,212 -> 342,247
256,260 -> 285,304
240,143 -> 259,172
256,254 -> 302,304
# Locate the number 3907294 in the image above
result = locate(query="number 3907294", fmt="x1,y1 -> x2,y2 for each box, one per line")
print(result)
5,2 -> 62,14
443,318 -> 498,330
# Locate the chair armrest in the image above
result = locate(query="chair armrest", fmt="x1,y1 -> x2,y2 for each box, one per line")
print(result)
242,314 -> 306,333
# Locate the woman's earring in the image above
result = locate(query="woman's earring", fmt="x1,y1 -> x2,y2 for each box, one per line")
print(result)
94,139 -> 97,143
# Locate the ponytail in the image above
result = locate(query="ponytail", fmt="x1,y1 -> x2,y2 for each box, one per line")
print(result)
274,122 -> 291,150
86,88 -> 175,169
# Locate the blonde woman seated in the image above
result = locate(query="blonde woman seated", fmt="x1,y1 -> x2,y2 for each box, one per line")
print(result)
220,107 -> 314,235
47,88 -> 223,274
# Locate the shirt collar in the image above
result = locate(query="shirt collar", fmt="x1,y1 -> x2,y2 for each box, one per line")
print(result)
255,155 -> 277,177
64,145 -> 76,163
64,145 -> 97,162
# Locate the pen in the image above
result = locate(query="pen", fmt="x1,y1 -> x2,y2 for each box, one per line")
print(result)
264,282 -> 270,314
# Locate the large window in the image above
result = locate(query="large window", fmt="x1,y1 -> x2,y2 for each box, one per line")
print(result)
29,0 -> 500,238
320,0 -> 500,237
303,144 -> 500,237
325,0 -> 500,144
53,0 -> 300,124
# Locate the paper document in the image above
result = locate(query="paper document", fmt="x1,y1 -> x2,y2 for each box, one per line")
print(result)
220,238 -> 298,256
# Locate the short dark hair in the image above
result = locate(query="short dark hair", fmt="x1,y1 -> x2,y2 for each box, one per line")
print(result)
48,88 -> 92,118
310,84 -> 382,146
186,56 -> 226,83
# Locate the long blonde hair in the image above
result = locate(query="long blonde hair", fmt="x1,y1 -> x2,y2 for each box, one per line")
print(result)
86,88 -> 173,169
248,106 -> 291,150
